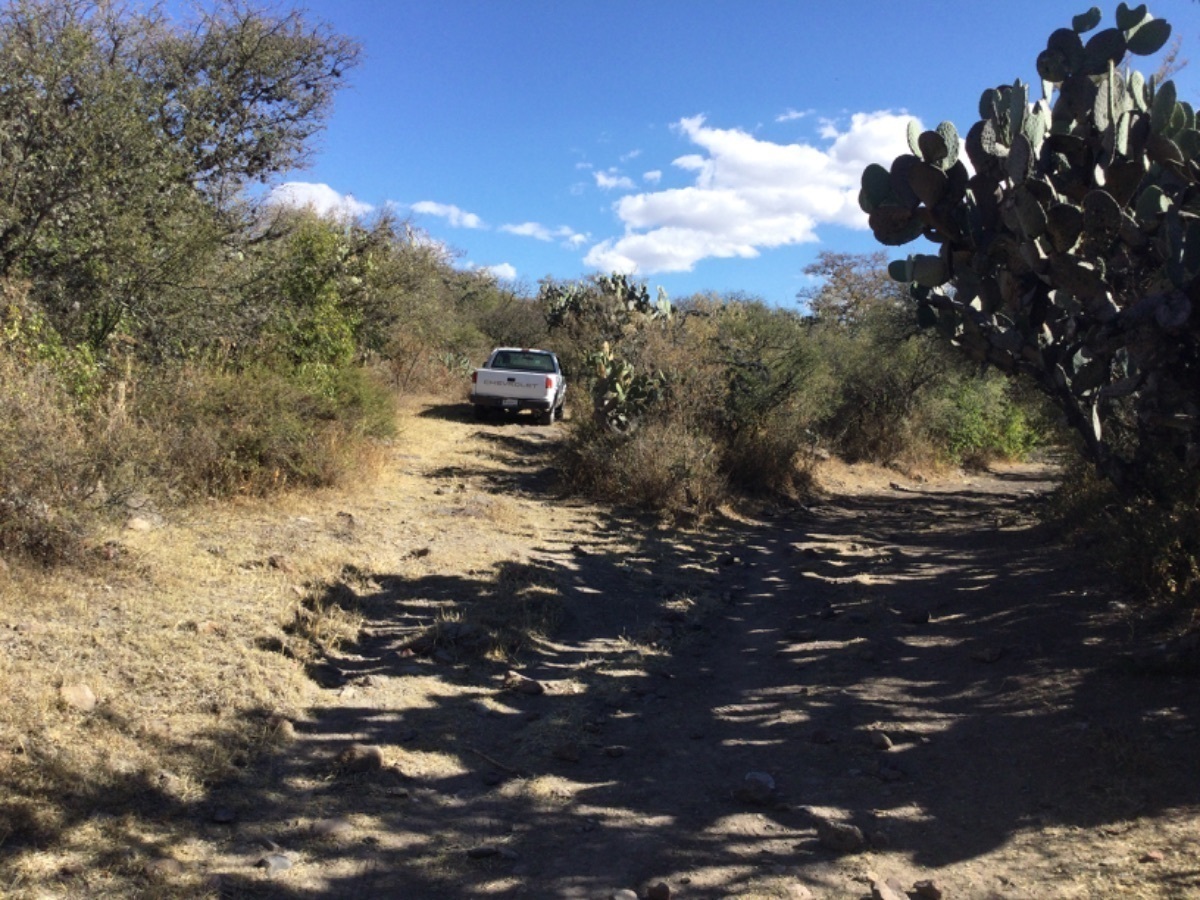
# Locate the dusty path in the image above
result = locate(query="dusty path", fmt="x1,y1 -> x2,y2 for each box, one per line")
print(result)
86,402 -> 1200,898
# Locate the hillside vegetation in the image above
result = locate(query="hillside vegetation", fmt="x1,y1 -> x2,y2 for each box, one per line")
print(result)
0,6 -> 1044,570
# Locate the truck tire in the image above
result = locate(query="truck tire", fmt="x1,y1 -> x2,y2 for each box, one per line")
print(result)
539,408 -> 554,426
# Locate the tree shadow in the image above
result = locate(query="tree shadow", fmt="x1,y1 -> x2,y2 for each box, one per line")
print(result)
201,483 -> 1200,896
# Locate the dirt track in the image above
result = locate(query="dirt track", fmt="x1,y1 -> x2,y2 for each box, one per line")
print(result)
108,403 -> 1200,897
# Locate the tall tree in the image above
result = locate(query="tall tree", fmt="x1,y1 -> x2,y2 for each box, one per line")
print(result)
0,0 -> 359,349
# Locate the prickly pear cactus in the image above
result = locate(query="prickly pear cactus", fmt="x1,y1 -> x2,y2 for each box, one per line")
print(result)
587,340 -> 667,432
542,273 -> 674,432
863,4 -> 1197,484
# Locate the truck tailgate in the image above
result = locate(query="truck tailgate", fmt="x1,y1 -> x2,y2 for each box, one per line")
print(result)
474,370 -> 549,399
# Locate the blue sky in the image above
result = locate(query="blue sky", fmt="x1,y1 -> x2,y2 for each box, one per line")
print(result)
264,0 -> 1199,307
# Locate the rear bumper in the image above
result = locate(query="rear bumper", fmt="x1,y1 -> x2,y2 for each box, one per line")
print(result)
471,394 -> 554,412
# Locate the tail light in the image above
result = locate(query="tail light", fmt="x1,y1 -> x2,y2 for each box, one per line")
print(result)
545,376 -> 553,389
472,371 -> 478,383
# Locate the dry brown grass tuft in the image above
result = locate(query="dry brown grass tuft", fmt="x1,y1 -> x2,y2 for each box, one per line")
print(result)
557,415 -> 727,517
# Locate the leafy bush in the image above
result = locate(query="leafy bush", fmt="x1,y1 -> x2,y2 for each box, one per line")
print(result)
925,375 -> 1044,467
135,363 -> 395,499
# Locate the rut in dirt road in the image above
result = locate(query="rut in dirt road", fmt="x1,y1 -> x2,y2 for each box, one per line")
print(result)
202,417 -> 1200,899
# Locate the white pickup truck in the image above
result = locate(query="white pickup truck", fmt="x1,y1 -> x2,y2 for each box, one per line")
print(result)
470,347 -> 566,424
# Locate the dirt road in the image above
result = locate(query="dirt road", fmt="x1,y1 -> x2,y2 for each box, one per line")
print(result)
38,400 -> 1200,898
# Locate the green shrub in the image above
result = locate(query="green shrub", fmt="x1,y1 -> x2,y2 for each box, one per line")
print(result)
924,375 -> 1043,467
136,363 -> 395,498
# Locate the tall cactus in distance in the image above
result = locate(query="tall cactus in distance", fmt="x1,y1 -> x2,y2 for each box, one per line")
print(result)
862,4 -> 1196,489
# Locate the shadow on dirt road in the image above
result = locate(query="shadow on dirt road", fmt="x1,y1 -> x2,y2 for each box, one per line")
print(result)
185,413 -> 1200,898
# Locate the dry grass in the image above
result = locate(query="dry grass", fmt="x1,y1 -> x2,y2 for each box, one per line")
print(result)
0,396 -> 601,894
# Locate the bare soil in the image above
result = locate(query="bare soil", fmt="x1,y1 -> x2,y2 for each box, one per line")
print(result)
3,398 -> 1200,899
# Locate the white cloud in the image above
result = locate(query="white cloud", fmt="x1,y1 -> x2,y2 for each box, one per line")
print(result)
620,149 -> 643,163
643,170 -> 662,184
411,200 -> 485,229
594,169 -> 636,191
501,221 -> 588,248
484,263 -> 518,281
501,221 -> 554,241
776,108 -> 813,123
583,111 -> 915,275
267,182 -> 373,219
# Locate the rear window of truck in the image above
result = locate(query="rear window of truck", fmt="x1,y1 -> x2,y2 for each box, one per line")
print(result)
490,352 -> 556,373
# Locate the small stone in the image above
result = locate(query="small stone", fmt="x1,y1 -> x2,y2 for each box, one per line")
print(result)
870,731 -> 894,750
603,745 -> 627,758
971,646 -> 1005,663
504,670 -> 546,695
311,818 -> 354,841
612,891 -> 639,900
268,554 -> 294,573
734,772 -> 775,805
871,877 -> 907,900
647,883 -> 671,900
1140,850 -> 1165,863
59,683 -> 96,712
125,516 -> 154,532
256,853 -> 293,875
143,858 -> 184,879
912,879 -> 944,899
816,819 -> 865,854
210,807 -> 237,824
337,743 -> 384,774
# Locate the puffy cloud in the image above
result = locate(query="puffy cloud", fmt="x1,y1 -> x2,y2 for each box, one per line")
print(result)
594,169 -> 635,191
643,170 -> 663,184
483,263 -> 518,281
583,111 -> 914,274
411,200 -> 485,229
267,182 -> 373,219
501,221 -> 553,240
501,221 -> 588,247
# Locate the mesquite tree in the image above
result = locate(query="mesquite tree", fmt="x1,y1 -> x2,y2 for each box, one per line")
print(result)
862,4 -> 1195,489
